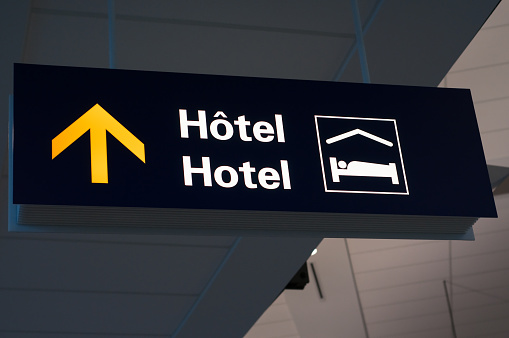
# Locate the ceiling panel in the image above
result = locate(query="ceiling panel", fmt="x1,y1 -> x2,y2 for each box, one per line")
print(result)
356,260 -> 449,292
363,296 -> 450,325
351,241 -> 447,273
25,12 -> 109,67
360,280 -> 446,309
117,19 -> 352,80
0,289 -> 193,336
453,269 -> 509,291
33,0 -> 107,13
384,328 -> 454,338
475,98 -> 509,133
447,64 -> 509,103
457,318 -> 509,338
453,290 -> 506,311
483,0 -> 509,28
115,0 -> 377,35
244,294 -> 300,338
480,130 -> 509,165
360,1 -> 499,86
347,238 -> 430,254
452,250 -> 509,275
0,237 -> 229,294
34,0 -> 378,35
455,302 -> 509,329
449,26 -> 509,72
367,312 -> 451,338
484,285 -> 509,299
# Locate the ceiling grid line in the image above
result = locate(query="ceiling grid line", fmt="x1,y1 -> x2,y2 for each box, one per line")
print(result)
332,0 -> 384,81
349,241 -> 434,255
31,7 -> 355,39
170,237 -> 242,337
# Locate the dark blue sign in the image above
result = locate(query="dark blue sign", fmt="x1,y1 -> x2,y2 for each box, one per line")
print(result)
12,63 -> 496,219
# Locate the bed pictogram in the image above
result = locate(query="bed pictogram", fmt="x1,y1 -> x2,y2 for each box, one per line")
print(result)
314,115 -> 409,195
329,158 -> 399,184
326,129 -> 399,184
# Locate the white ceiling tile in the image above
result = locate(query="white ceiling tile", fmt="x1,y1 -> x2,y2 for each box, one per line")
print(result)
450,25 -> 509,72
244,320 -> 300,338
446,64 -> 509,103
453,230 -> 509,258
457,316 -> 509,338
454,302 -> 509,328
361,280 -> 445,309
351,241 -> 447,273
356,260 -> 449,292
250,300 -> 295,325
487,155 -> 509,167
475,98 -> 509,133
452,250 -> 509,276
347,238 -> 430,254
364,297 -> 450,326
453,269 -> 509,290
367,312 -> 450,338
451,288 -> 506,311
484,285 -> 509,300
378,327 -> 453,338
480,129 -> 509,162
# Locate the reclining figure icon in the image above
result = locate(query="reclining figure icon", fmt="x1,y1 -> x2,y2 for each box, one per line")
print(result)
326,129 -> 399,185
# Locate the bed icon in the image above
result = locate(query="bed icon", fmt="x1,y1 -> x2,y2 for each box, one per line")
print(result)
329,158 -> 399,184
326,129 -> 399,185
314,116 -> 409,195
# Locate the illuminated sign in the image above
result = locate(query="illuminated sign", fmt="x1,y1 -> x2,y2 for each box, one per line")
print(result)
10,64 -> 497,239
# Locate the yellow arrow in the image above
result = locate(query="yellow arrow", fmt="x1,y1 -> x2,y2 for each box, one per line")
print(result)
52,103 -> 145,184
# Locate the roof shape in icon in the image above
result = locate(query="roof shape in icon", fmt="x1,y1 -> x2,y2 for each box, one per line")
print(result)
325,128 -> 393,147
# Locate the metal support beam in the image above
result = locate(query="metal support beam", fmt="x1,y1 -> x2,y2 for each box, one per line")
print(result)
334,1 -> 383,82
350,0 -> 370,83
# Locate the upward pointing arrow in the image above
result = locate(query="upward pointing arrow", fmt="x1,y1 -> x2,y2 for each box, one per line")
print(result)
52,103 -> 145,184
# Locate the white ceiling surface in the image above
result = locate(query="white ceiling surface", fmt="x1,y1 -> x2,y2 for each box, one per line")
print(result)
0,1 -> 504,337
248,1 -> 509,337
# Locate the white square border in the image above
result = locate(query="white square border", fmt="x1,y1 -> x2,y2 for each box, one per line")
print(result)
314,115 -> 410,195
